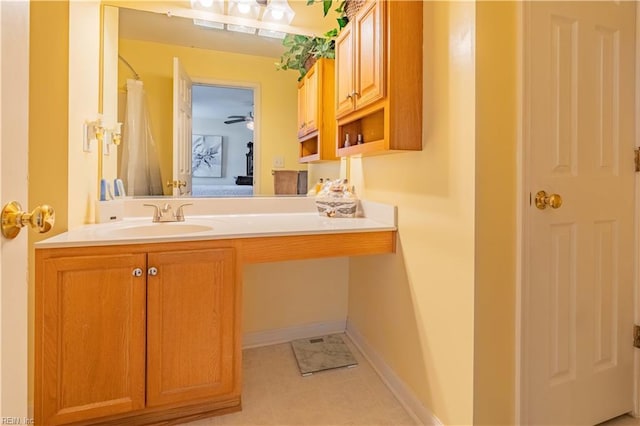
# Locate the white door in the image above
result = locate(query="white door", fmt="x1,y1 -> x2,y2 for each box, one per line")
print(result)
0,1 -> 30,418
172,57 -> 192,196
523,2 -> 636,424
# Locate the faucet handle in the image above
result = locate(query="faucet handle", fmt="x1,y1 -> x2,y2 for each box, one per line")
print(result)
143,203 -> 161,222
175,203 -> 192,221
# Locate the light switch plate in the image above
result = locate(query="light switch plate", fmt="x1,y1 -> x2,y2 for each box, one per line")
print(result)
273,155 -> 284,168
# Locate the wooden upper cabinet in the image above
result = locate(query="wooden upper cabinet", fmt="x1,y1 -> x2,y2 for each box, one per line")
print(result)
36,253 -> 147,425
335,0 -> 423,157
297,58 -> 337,163
146,248 -> 239,408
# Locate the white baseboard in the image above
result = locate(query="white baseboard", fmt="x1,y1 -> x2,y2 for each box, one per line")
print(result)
346,320 -> 442,426
242,320 -> 347,349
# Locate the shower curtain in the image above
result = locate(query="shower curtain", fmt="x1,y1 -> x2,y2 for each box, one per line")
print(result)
120,79 -> 163,196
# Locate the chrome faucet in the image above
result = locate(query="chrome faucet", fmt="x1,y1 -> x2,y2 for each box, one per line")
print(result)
143,203 -> 192,222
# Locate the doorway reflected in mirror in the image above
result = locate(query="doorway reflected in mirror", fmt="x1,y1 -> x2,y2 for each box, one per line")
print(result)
192,85 -> 255,197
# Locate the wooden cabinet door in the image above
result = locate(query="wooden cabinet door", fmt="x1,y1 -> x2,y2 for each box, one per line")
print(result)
354,0 -> 384,110
146,248 -> 239,407
304,64 -> 319,134
297,65 -> 319,138
335,23 -> 355,118
297,78 -> 307,138
37,253 -> 147,425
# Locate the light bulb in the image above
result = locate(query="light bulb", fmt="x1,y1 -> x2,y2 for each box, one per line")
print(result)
270,9 -> 284,20
238,2 -> 251,13
199,0 -> 214,6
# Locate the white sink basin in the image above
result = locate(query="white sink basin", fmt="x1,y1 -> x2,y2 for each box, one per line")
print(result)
103,222 -> 214,238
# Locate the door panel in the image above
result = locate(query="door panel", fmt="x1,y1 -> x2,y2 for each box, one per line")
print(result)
524,2 -> 636,424
354,0 -> 384,109
0,1 -> 29,417
146,248 -> 238,407
39,254 -> 147,425
335,24 -> 354,118
173,57 -> 193,196
305,65 -> 319,133
297,78 -> 306,137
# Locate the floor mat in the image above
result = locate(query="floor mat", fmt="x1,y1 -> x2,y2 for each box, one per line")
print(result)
290,334 -> 358,376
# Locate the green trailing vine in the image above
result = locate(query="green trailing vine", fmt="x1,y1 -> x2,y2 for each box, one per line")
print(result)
274,0 -> 348,80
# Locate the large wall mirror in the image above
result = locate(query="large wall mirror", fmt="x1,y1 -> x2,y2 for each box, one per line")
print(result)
101,1 -> 335,197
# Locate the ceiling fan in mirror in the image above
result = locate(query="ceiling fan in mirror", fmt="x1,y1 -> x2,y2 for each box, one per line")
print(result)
224,112 -> 254,130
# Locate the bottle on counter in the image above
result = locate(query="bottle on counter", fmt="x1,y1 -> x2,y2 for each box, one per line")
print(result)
357,134 -> 364,144
307,178 -> 324,196
344,133 -> 351,147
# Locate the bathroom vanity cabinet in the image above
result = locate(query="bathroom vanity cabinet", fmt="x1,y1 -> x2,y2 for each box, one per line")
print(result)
35,211 -> 397,425
35,242 -> 241,426
334,0 -> 423,157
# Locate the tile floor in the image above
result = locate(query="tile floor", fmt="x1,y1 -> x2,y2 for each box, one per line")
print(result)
180,334 -> 418,426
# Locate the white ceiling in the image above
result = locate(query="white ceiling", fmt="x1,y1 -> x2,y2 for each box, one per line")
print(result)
119,7 -> 287,58
192,85 -> 253,120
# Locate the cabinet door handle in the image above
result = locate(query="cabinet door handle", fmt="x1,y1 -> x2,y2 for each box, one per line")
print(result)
132,268 -> 143,277
148,267 -> 158,276
351,91 -> 360,98
345,94 -> 352,100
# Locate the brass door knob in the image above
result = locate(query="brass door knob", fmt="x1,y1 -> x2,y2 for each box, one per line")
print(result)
535,190 -> 563,210
1,201 -> 55,239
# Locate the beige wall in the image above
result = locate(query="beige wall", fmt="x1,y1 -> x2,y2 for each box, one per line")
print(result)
118,38 -> 306,196
243,258 -> 348,334
343,2 -> 478,424
474,2 -> 517,424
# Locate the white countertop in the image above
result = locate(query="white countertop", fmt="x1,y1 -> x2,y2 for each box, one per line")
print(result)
35,198 -> 397,249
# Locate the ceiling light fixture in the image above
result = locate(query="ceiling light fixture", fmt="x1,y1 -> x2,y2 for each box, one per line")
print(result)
190,0 -> 294,39
262,0 -> 294,25
256,28 -> 286,39
226,23 -> 257,34
228,0 -> 260,19
193,19 -> 225,30
190,0 -> 223,12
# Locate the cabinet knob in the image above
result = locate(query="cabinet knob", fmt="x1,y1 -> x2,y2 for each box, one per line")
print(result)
351,91 -> 360,98
132,268 -> 143,277
148,267 -> 158,276
345,94 -> 352,100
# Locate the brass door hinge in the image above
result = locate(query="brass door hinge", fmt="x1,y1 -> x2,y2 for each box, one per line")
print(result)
635,147 -> 640,172
634,325 -> 640,348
